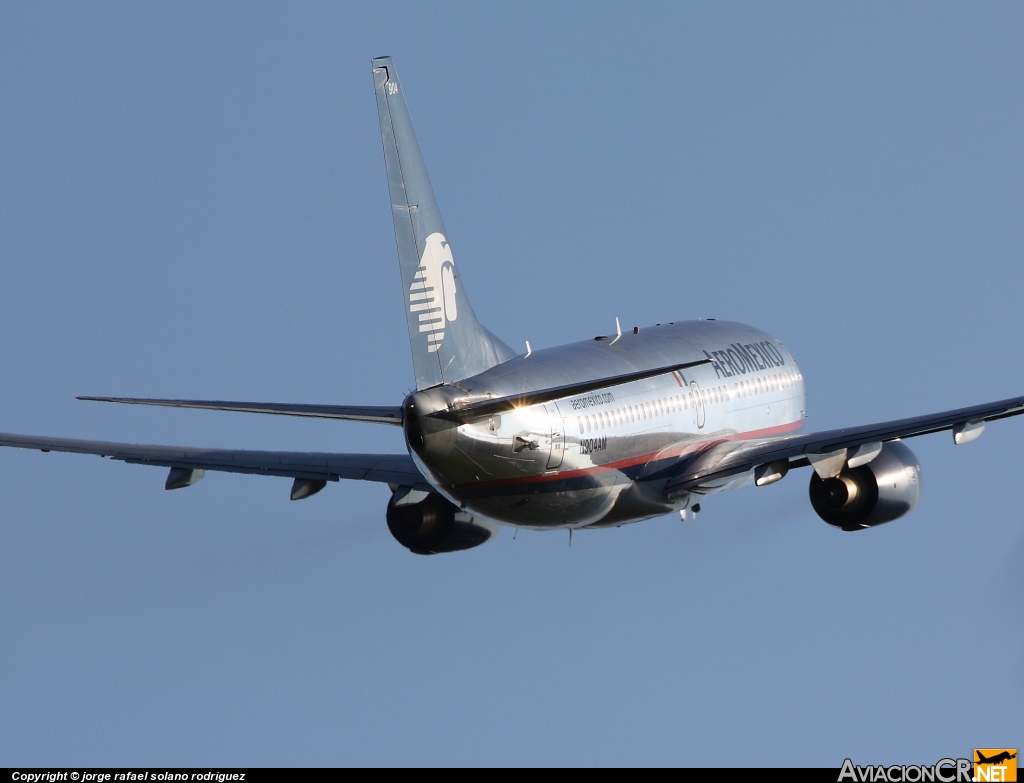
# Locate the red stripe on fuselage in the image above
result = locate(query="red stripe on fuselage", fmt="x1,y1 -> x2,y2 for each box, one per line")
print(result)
457,418 -> 804,491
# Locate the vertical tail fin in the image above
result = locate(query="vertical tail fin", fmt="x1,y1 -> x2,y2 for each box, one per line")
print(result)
372,56 -> 514,390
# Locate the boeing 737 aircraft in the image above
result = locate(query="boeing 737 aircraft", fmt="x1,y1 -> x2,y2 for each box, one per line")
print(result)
3,57 -> 1023,554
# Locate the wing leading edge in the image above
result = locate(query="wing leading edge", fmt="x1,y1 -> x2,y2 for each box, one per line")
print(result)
0,431 -> 429,489
666,393 -> 1024,493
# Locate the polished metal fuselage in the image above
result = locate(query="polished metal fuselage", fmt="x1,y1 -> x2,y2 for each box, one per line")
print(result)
404,320 -> 806,529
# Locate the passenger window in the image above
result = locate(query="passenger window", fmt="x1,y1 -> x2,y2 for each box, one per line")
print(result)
578,417 -> 583,434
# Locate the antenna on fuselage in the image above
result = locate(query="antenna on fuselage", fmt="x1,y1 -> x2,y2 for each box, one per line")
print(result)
610,317 -> 622,345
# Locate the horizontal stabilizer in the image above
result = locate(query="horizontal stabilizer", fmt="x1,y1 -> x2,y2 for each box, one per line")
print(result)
430,359 -> 712,423
78,397 -> 403,425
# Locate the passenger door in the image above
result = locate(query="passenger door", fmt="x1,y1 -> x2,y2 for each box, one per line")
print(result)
690,381 -> 705,429
544,402 -> 565,470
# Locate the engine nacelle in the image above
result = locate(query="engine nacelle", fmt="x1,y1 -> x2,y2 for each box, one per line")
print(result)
386,491 -> 499,554
808,441 -> 922,531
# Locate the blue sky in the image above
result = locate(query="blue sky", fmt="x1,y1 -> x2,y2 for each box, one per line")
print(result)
1,2 -> 1021,765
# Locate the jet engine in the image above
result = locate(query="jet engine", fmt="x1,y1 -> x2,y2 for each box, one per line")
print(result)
386,490 -> 499,554
808,441 -> 922,531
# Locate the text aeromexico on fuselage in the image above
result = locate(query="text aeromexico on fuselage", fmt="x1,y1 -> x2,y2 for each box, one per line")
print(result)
3,56 -> 1023,555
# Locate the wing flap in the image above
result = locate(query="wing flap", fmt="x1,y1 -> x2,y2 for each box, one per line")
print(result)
77,397 -> 403,425
0,432 -> 429,488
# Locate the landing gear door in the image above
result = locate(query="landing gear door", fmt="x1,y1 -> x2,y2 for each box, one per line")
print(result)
544,402 -> 565,470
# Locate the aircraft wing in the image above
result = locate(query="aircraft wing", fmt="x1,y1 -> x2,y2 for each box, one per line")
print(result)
665,393 -> 1024,493
77,397 -> 403,425
0,431 -> 429,488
